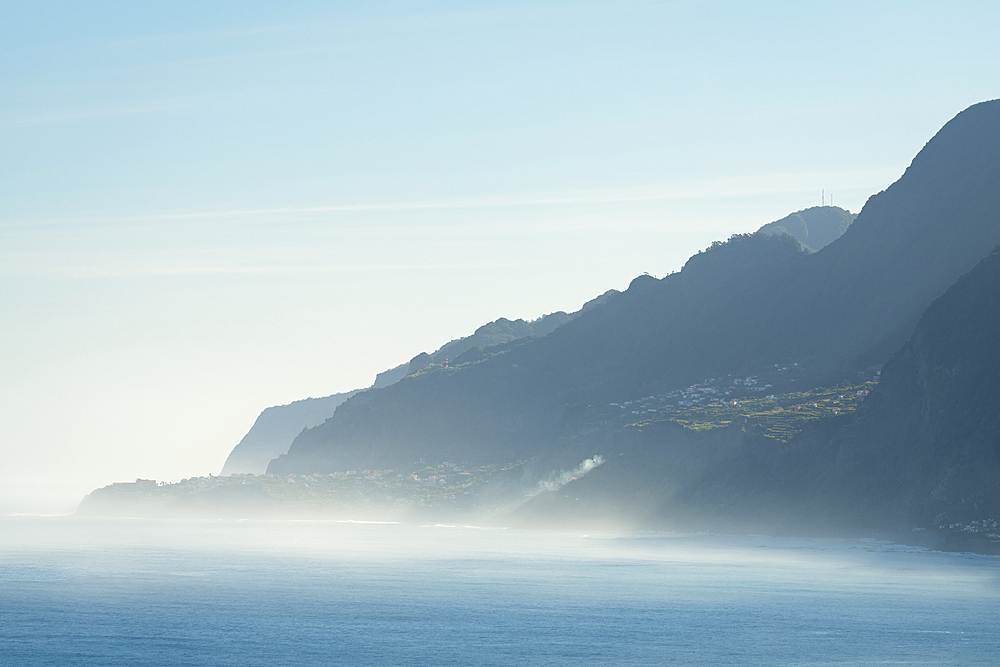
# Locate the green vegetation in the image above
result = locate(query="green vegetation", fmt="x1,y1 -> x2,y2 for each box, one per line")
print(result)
566,376 -> 876,444
632,383 -> 875,442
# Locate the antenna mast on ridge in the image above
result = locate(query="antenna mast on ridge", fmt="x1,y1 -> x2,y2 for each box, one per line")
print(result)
822,189 -> 825,206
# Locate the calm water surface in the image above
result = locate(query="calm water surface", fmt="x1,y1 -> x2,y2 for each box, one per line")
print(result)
0,517 -> 996,666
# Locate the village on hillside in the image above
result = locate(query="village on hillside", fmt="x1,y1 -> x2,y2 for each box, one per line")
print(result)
576,362 -> 880,443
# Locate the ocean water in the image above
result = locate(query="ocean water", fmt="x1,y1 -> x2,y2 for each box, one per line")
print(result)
0,517 -> 997,666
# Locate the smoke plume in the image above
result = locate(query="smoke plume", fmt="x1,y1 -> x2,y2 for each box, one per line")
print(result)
534,455 -> 605,494
496,455 -> 606,517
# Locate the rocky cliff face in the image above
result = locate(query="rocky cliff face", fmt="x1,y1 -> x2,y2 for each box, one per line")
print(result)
675,244 -> 1000,534
220,392 -> 359,475
816,244 -> 1000,528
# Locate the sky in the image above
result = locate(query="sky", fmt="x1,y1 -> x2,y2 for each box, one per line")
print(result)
2,1 -> 999,513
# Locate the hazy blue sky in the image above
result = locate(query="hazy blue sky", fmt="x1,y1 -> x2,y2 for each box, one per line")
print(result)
2,1 -> 998,512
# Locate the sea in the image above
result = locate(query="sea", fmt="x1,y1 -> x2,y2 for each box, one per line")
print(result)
1,516 -> 997,666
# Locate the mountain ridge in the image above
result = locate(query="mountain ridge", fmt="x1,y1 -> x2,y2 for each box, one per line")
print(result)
269,100 -> 1000,478
221,297 -> 616,474
757,205 -> 855,250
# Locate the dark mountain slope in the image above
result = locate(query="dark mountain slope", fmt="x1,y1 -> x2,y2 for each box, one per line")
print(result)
680,244 -> 1000,534
404,311 -> 575,375
224,306 -> 592,474
795,100 -> 1000,370
271,100 -> 1000,476
757,205 -> 855,250
380,296 -> 615,381
430,311 -> 574,366
813,243 -> 1000,528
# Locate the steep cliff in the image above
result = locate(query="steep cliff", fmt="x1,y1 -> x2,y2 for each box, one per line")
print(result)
676,245 -> 1000,534
816,244 -> 1000,528
221,392 -> 359,475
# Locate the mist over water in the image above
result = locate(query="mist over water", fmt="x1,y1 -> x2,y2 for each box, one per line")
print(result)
2,516 -> 997,666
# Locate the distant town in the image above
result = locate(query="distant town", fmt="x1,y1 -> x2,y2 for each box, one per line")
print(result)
934,519 -> 999,539
85,460 -> 527,516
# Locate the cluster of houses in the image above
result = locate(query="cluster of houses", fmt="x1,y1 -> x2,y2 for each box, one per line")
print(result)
288,461 -> 513,504
940,519 -> 999,536
606,376 -> 780,417
414,465 -> 474,488
101,460 -> 525,511
588,364 -> 881,438
178,476 -> 217,489
112,478 -> 158,486
784,389 -> 870,415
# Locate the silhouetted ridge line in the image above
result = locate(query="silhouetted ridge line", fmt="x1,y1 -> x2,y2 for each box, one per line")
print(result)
757,205 -> 855,250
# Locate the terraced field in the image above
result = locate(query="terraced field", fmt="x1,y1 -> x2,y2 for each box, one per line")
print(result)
628,382 -> 876,442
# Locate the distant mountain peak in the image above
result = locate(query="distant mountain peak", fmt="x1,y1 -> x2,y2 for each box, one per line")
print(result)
756,205 -> 856,251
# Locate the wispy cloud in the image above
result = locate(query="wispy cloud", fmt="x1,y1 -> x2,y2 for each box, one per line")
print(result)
0,255 -> 512,279
0,98 -> 200,129
0,166 -> 893,231
98,45 -> 341,78
109,24 -> 296,47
